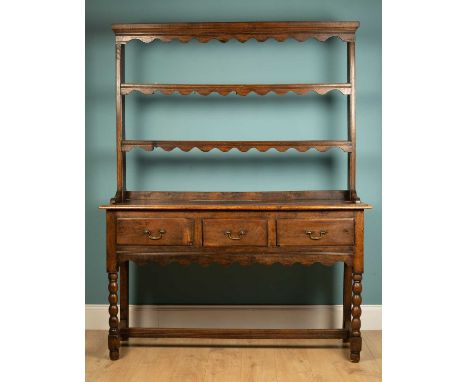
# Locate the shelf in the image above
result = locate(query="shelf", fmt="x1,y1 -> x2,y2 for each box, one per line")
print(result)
99,190 -> 371,210
110,21 -> 361,204
121,140 -> 353,153
120,83 -> 352,96
112,21 -> 359,44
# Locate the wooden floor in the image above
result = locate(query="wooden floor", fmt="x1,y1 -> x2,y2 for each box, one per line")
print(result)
86,330 -> 381,382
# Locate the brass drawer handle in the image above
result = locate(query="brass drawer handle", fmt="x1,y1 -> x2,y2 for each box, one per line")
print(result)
225,230 -> 247,240
144,229 -> 166,240
305,230 -> 327,240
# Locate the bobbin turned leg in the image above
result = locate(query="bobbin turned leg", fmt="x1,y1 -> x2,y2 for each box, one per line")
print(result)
108,272 -> 120,360
350,272 -> 362,362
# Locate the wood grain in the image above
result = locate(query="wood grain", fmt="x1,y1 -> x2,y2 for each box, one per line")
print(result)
354,210 -> 365,272
123,190 -> 354,202
115,44 -> 126,203
102,20 -> 372,364
120,328 -> 348,339
105,211 -> 117,272
99,191 -> 372,211
112,21 -> 360,44
116,217 -> 194,246
202,218 -> 268,247
121,83 -> 352,96
117,253 -> 353,268
121,139 -> 353,153
350,272 -> 363,362
107,273 -> 120,360
276,218 -> 354,246
86,330 -> 382,382
347,41 -> 357,197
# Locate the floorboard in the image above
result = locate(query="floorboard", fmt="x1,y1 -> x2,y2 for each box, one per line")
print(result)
85,330 -> 382,382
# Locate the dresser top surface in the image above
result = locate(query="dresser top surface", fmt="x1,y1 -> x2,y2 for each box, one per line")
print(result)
112,21 -> 360,34
100,191 -> 371,211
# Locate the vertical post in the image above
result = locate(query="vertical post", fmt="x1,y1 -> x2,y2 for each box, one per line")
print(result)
347,42 -> 357,201
116,42 -> 126,202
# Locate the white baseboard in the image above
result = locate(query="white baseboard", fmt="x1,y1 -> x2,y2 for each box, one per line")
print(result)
86,304 -> 381,331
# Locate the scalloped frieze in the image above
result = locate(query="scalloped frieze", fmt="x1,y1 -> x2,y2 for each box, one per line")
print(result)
120,254 -> 352,267
120,84 -> 352,97
116,33 -> 355,44
121,141 -> 353,154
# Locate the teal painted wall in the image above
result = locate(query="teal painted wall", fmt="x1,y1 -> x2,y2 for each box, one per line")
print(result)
86,0 -> 381,305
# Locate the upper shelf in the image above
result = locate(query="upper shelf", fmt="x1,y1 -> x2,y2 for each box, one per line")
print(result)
112,21 -> 360,44
121,83 -> 352,96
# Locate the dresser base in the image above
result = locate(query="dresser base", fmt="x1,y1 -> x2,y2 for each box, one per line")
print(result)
106,265 -> 363,363
101,192 -> 370,363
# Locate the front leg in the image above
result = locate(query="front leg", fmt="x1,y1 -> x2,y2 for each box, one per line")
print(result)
108,272 -> 120,360
350,272 -> 362,362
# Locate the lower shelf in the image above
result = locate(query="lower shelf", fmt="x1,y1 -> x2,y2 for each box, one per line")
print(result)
119,327 -> 348,340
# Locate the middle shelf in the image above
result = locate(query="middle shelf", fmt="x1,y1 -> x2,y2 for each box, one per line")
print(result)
121,140 -> 353,153
120,83 -> 352,96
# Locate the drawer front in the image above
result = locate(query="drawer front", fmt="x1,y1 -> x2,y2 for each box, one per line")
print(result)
117,218 -> 194,246
203,219 -> 268,247
277,219 -> 354,246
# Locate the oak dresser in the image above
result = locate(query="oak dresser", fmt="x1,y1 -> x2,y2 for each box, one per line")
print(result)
100,21 -> 372,363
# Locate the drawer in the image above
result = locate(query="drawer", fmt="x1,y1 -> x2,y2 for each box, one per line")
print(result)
203,219 -> 268,247
277,219 -> 354,246
117,218 -> 194,246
